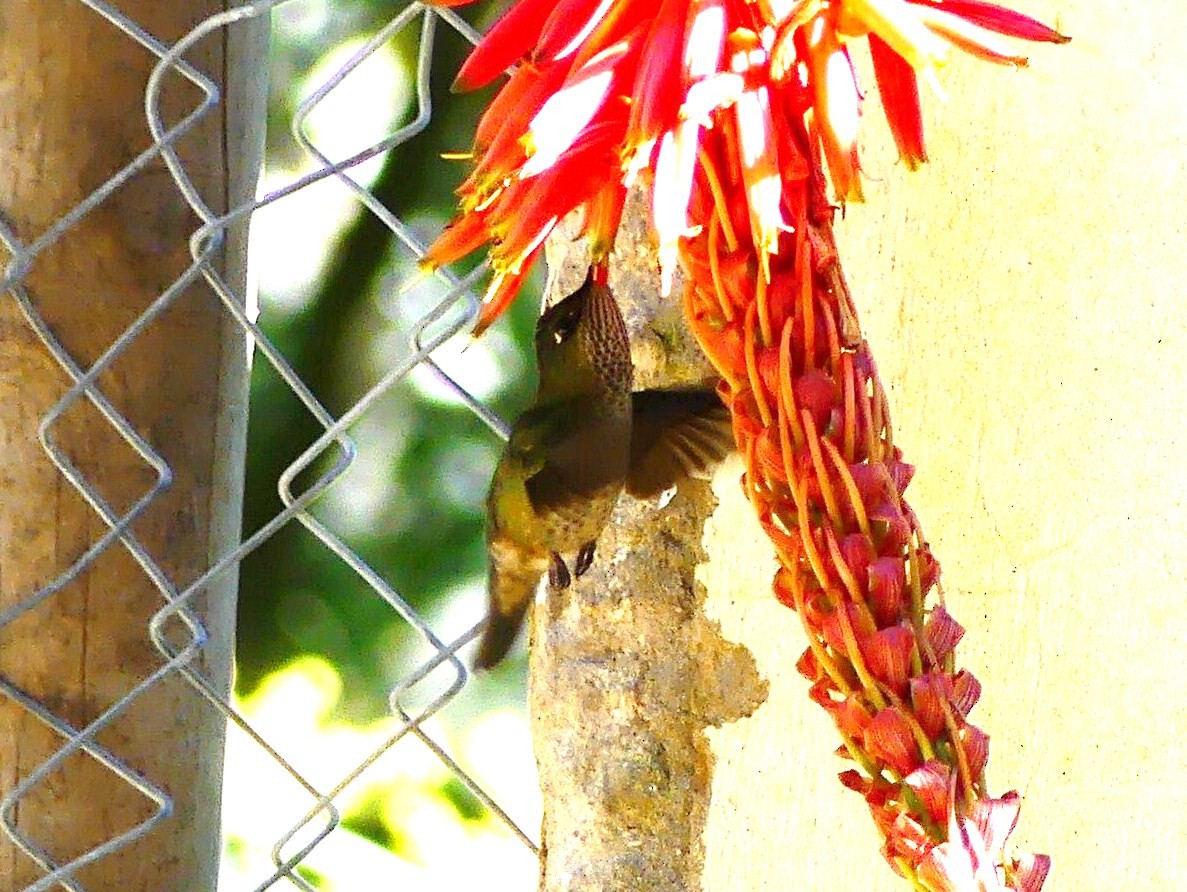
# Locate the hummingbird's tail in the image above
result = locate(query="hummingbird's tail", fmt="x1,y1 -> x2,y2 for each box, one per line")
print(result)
474,602 -> 531,670
474,546 -> 546,670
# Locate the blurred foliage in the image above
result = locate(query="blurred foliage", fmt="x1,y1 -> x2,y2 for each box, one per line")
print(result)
439,775 -> 487,822
341,793 -> 405,853
237,0 -> 538,719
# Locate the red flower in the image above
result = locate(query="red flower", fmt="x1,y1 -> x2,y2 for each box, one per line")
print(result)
426,0 -> 1067,331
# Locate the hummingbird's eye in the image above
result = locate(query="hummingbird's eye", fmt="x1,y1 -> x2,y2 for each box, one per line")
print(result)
551,313 -> 579,345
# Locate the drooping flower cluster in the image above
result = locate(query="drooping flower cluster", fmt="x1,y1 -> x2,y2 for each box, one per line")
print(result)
427,0 -> 1065,887
681,119 -> 1050,889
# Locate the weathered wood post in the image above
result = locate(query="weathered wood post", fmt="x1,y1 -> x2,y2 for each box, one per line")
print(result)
0,2 -> 265,888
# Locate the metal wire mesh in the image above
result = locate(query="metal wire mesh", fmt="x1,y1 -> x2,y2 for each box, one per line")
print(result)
0,1 -> 536,888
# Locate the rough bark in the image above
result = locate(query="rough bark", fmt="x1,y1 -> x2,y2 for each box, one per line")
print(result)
529,191 -> 768,892
0,2 -> 264,888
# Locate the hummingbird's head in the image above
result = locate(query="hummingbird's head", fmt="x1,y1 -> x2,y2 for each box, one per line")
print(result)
535,274 -> 632,398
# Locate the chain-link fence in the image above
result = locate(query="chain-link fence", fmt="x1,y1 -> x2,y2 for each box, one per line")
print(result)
0,2 -> 537,888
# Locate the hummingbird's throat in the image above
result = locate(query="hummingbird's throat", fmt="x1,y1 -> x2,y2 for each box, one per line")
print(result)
582,284 -> 632,394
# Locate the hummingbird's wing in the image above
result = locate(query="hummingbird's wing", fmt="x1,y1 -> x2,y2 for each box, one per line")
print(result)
504,402 -> 582,475
506,401 -> 604,518
626,388 -> 735,498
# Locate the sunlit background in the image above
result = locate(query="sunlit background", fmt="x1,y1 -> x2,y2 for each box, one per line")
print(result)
219,2 -> 545,886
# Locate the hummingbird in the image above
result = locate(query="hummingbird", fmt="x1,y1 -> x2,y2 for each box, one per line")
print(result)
475,267 -> 734,669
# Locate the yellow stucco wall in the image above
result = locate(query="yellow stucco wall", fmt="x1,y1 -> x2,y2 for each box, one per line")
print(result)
701,3 -> 1186,888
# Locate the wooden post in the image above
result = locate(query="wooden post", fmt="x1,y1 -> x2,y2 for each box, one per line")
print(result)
0,2 -> 265,889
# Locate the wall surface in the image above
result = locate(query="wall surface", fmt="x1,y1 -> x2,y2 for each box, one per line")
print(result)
701,2 -> 1186,889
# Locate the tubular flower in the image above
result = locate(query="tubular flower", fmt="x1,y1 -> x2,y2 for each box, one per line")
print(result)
429,0 -> 1065,886
683,129 -> 1045,887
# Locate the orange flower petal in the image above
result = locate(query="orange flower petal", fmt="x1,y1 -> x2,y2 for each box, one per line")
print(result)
453,0 -> 556,91
523,38 -> 635,177
805,18 -> 865,201
863,625 -> 916,695
865,706 -> 922,776
536,0 -> 618,61
569,0 -> 661,69
903,759 -> 954,824
470,61 -> 573,187
423,207 -> 493,270
624,0 -> 690,158
951,669 -> 981,717
925,604 -> 965,659
840,0 -> 950,71
652,123 -> 702,293
868,555 -> 907,625
585,179 -> 629,258
915,3 -> 1031,66
474,61 -> 560,150
910,671 -> 951,740
734,83 -> 791,272
473,262 -> 539,337
959,722 -> 990,778
928,0 -> 1070,45
869,33 -> 927,169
